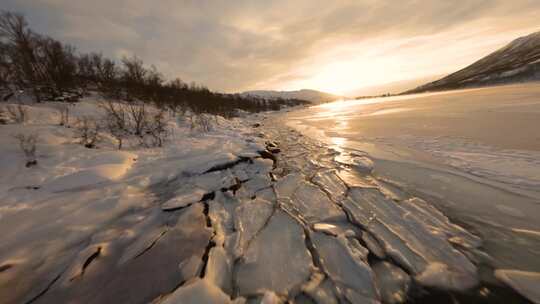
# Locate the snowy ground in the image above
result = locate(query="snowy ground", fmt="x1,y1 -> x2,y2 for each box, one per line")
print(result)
0,99 -> 272,303
1,95 -> 539,304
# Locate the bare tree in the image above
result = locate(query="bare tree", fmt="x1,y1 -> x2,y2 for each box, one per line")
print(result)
100,100 -> 129,149
13,132 -> 38,167
144,109 -> 168,147
37,37 -> 78,94
0,40 -> 13,93
74,116 -> 100,148
190,113 -> 212,133
5,103 -> 27,123
91,53 -> 120,98
0,11 -> 43,102
121,55 -> 146,100
1,11 -> 310,118
127,102 -> 148,136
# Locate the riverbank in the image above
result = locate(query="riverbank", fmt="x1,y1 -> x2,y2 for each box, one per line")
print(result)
0,100 -> 279,304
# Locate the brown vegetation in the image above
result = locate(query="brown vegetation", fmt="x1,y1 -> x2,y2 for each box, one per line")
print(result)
0,10 -> 309,116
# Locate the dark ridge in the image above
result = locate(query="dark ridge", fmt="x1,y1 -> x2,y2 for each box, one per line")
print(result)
201,191 -> 216,202
0,264 -> 13,272
199,240 -> 216,278
258,150 -> 277,165
223,177 -> 243,194
80,246 -> 102,276
133,231 -> 168,260
204,156 -> 251,174
163,178 -> 243,213
24,272 -> 64,304
161,203 -> 196,212
407,282 -> 533,304
199,199 -> 216,278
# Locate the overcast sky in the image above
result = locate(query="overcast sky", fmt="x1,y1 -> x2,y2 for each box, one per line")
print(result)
4,0 -> 540,95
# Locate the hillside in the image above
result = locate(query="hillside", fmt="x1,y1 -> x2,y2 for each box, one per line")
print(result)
242,89 -> 343,104
406,31 -> 540,94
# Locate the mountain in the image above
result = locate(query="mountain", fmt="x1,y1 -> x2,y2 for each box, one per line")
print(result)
405,30 -> 540,94
241,89 -> 343,103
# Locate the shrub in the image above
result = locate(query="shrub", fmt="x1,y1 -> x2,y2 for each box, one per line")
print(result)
5,104 -> 27,123
190,113 -> 213,133
57,105 -> 69,126
0,107 -> 8,124
144,109 -> 168,147
74,116 -> 100,148
13,133 -> 38,167
100,100 -> 128,149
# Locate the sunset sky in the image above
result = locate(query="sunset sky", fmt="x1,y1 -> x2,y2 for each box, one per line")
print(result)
5,0 -> 540,96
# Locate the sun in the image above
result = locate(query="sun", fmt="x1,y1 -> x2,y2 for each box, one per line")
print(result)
279,40 -> 408,96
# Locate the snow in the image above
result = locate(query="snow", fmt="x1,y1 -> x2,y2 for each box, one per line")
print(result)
178,255 -> 204,279
372,261 -> 410,304
236,210 -> 313,297
161,188 -> 207,210
0,99 -> 276,303
282,180 -> 347,223
389,135 -> 540,190
44,151 -> 136,192
312,232 -> 379,303
312,169 -> 348,202
260,291 -> 282,304
301,273 -> 339,304
274,173 -> 304,198
205,247 -> 233,294
334,153 -> 374,174
237,174 -> 272,199
208,191 -> 238,251
234,198 -> 275,258
342,187 -> 479,290
160,279 -> 233,304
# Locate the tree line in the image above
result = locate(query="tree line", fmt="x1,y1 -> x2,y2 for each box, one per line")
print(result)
0,11 -> 309,116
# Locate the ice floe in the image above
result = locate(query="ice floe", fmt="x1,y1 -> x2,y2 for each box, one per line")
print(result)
495,269 -> 540,304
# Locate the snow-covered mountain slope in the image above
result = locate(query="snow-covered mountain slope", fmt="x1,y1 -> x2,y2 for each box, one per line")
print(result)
242,89 -> 343,104
406,30 -> 540,94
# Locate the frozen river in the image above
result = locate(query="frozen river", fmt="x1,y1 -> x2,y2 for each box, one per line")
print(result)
2,86 -> 539,303
286,83 -> 540,277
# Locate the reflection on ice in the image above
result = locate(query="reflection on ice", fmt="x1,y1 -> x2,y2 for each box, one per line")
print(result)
330,137 -> 347,151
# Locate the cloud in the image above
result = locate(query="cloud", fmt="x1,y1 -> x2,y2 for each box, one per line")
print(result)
4,0 -> 540,93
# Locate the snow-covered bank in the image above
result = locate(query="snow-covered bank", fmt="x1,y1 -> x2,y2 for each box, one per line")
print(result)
0,99 -> 278,303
